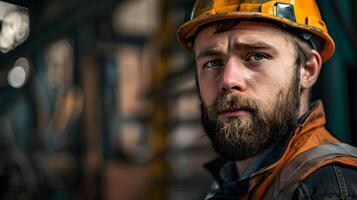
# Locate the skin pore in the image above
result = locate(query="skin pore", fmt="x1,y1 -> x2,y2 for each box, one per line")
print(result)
194,21 -> 322,176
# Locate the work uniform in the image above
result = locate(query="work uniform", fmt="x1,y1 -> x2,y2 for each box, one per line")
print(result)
203,101 -> 357,200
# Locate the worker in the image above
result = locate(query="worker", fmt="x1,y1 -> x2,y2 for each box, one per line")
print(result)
177,1 -> 357,199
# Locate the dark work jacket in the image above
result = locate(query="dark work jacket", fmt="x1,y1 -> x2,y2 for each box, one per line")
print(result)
204,101 -> 357,200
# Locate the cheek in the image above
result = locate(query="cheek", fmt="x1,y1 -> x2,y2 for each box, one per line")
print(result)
250,67 -> 292,105
198,73 -> 220,106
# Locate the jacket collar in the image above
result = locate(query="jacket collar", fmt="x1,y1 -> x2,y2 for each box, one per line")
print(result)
293,100 -> 326,138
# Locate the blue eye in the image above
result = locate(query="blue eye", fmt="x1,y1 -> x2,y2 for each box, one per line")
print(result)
204,59 -> 224,68
247,53 -> 267,62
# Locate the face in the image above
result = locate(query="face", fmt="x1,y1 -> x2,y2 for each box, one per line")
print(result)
194,21 -> 301,160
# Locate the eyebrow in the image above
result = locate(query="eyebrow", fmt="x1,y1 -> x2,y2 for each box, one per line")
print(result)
195,48 -> 223,61
195,41 -> 278,61
234,41 -> 276,52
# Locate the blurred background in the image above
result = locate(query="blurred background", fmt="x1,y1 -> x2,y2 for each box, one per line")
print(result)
0,0 -> 356,200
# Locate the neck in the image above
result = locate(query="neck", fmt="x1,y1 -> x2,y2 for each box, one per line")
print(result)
235,153 -> 261,177
298,91 -> 310,118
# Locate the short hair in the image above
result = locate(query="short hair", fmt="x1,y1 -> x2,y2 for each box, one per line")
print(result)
286,31 -> 312,67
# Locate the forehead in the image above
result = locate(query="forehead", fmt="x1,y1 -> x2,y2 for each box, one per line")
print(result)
193,21 -> 292,53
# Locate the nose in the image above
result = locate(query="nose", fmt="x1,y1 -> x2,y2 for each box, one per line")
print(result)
219,59 -> 247,93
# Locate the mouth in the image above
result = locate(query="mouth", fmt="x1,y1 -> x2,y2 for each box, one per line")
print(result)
218,107 -> 253,119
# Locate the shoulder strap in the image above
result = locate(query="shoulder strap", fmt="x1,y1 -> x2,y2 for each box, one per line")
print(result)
264,143 -> 357,200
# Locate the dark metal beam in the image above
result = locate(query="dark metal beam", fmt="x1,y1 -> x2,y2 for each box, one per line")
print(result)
330,0 -> 357,58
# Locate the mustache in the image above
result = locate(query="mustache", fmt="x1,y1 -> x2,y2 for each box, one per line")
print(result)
210,94 -> 259,115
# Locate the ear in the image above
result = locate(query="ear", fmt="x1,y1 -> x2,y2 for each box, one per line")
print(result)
300,50 -> 322,90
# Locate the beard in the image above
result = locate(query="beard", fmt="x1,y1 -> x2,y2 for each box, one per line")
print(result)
201,72 -> 300,161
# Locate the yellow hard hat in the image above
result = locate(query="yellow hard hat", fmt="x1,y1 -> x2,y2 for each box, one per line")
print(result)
177,0 -> 335,63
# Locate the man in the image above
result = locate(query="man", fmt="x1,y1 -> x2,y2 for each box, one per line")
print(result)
177,0 -> 357,199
